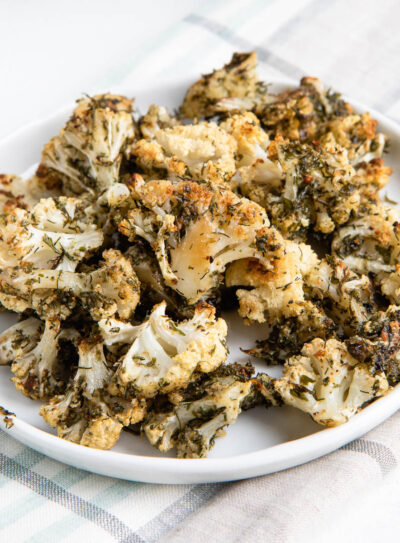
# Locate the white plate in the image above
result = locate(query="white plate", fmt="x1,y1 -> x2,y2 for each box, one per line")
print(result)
1,79 -> 400,484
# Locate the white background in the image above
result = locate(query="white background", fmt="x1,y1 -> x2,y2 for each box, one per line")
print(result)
0,0 -> 202,140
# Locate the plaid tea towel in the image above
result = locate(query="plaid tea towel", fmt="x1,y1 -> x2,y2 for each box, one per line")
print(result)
1,0 -> 400,541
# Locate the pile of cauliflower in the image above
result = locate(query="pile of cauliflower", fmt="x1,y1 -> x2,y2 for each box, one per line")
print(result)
0,51 -> 398,458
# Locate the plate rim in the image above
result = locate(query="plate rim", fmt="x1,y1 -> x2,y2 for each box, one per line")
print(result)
0,79 -> 400,484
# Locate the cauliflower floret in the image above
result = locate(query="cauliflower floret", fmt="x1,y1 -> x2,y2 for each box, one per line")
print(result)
220,112 -> 282,189
258,338 -> 389,426
138,104 -> 179,139
243,302 -> 336,364
321,113 -> 387,165
180,52 -> 260,119
226,241 -> 318,323
353,158 -> 392,200
346,306 -> 400,386
143,363 -> 255,458
107,300 -> 228,398
0,174 -> 54,212
40,337 -> 146,449
245,137 -> 360,239
306,256 -> 376,334
40,94 -> 135,196
0,197 -> 103,271
119,176 -> 281,304
332,205 -> 400,304
11,318 -> 78,400
133,122 -> 237,186
0,317 -> 43,365
332,205 -> 400,276
0,249 -> 140,320
254,76 -> 352,142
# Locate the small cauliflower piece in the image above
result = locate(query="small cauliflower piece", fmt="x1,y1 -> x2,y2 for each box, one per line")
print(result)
40,94 -> 135,196
143,363 -> 255,458
0,197 -> 103,271
180,52 -> 260,119
306,256 -> 376,334
133,122 -> 237,186
0,317 -> 43,365
332,204 -> 400,276
346,306 -> 400,386
255,76 -> 352,142
243,302 -> 336,364
138,104 -> 179,139
220,112 -> 282,190
226,241 -> 318,323
40,337 -> 147,449
258,338 -> 389,426
0,249 -> 140,321
247,137 -> 360,239
321,113 -> 387,165
332,205 -> 400,305
354,158 -> 392,201
119,176 -> 281,304
11,318 -> 77,400
0,174 -> 52,212
108,300 -> 228,398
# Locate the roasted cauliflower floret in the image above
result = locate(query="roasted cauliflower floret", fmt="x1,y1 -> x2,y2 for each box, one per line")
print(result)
332,205 -> 400,276
321,113 -> 387,165
226,241 -> 318,323
243,302 -> 336,363
133,122 -> 237,186
0,249 -> 140,320
40,94 -> 135,196
11,318 -> 78,400
119,177 -> 276,303
245,138 -> 361,239
306,256 -> 376,334
255,76 -> 352,142
138,104 -> 179,139
107,300 -> 228,398
346,306 -> 400,386
180,52 -> 260,119
354,158 -> 392,201
0,197 -> 103,271
40,337 -> 146,449
0,173 -> 56,212
143,363 -> 255,458
258,338 -> 389,426
0,317 -> 43,365
332,205 -> 400,304
220,112 -> 281,189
